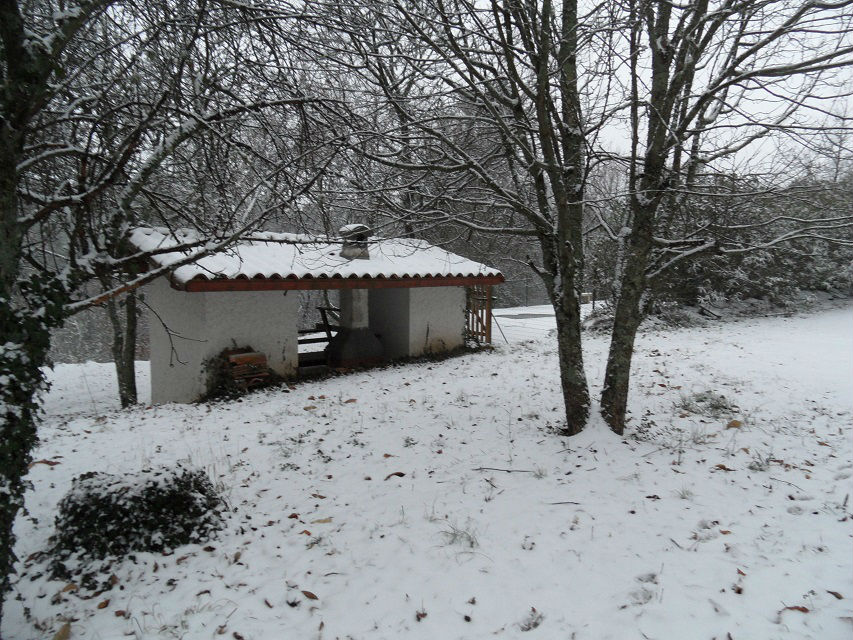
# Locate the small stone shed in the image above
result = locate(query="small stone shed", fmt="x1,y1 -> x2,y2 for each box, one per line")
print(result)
130,227 -> 503,404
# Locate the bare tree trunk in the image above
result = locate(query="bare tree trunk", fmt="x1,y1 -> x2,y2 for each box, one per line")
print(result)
106,290 -> 138,408
554,289 -> 589,434
550,0 -> 589,434
600,0 -> 671,435
599,206 -> 654,434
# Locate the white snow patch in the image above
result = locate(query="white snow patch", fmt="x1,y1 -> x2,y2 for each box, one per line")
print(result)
3,305 -> 851,639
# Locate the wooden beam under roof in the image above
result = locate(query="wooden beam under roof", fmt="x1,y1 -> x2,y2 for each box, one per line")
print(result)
178,273 -> 505,292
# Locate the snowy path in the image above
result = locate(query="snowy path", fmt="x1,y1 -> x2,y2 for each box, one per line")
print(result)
493,304 -> 558,343
5,305 -> 852,640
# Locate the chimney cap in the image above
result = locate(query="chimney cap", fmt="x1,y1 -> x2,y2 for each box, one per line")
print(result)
339,223 -> 370,241
339,223 -> 371,260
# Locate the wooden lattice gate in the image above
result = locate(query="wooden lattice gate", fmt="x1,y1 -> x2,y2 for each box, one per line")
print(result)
466,284 -> 493,344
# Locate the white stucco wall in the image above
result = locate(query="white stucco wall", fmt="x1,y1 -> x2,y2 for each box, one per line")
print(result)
408,287 -> 466,356
369,287 -> 465,359
340,289 -> 369,329
144,277 -> 299,404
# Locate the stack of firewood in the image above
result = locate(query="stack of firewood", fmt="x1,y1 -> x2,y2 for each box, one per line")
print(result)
222,349 -> 269,390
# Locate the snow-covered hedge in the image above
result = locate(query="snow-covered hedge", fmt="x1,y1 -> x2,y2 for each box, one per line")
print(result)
49,465 -> 224,583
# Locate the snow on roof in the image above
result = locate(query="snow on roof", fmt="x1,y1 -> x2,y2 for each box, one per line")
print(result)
129,227 -> 502,288
338,223 -> 370,235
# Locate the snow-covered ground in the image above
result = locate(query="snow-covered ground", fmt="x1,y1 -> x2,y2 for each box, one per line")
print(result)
4,304 -> 852,640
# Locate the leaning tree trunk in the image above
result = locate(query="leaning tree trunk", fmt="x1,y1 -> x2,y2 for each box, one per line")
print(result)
106,289 -> 138,408
601,0 -> 674,435
600,202 -> 655,434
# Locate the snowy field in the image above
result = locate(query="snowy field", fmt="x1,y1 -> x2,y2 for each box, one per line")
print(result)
4,303 -> 852,640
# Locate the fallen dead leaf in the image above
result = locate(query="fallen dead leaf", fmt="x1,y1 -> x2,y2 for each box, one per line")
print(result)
97,599 -> 110,609
344,398 -> 357,403
60,583 -> 78,593
714,464 -> 735,472
303,405 -> 317,411
827,590 -> 844,600
384,471 -> 406,481
53,622 -> 71,640
782,605 -> 809,613
311,517 -> 333,524
302,590 -> 318,600
720,530 -> 732,535
726,420 -> 743,429
311,493 -> 326,499
383,453 -> 394,458
25,551 -> 44,563
28,459 -> 61,469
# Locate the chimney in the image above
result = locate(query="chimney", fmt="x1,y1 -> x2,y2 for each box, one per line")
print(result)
326,223 -> 383,368
339,223 -> 370,260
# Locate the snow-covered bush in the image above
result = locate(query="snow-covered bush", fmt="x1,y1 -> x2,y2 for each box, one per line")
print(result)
581,303 -> 614,332
642,300 -> 702,328
647,236 -> 853,308
49,465 -> 224,585
675,390 -> 736,418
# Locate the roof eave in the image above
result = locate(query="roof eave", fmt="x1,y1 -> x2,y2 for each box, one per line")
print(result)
177,274 -> 505,292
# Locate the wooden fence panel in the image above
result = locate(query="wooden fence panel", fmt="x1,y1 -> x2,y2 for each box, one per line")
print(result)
466,285 -> 492,344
